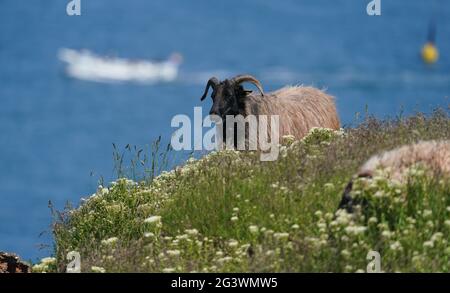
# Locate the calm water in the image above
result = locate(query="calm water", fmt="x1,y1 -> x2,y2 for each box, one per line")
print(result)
1,0 -> 449,260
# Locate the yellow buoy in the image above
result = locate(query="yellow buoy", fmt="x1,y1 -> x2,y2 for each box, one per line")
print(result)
421,42 -> 439,64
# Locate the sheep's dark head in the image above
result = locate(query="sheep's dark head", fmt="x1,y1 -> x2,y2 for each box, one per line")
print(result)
200,75 -> 264,121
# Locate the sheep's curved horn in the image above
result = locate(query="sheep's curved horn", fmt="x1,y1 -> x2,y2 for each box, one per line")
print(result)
232,75 -> 264,96
200,77 -> 219,101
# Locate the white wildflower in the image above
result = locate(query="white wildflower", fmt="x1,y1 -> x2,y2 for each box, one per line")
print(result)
381,230 -> 393,239
281,134 -> 295,146
368,217 -> 378,224
101,237 -> 118,246
314,211 -> 323,218
431,232 -> 443,242
217,257 -> 233,264
373,190 -> 384,198
444,220 -> 450,227
162,268 -> 176,273
330,220 -> 338,227
144,232 -> 155,238
265,250 -> 275,256
345,265 -> 353,272
390,241 -> 402,251
423,210 -> 432,218
423,241 -> 434,248
99,187 -> 109,196
166,250 -> 181,257
40,257 -> 56,265
264,229 -> 274,236
344,226 -> 367,235
248,225 -> 259,234
91,266 -> 106,273
144,216 -> 162,225
335,210 -> 351,225
273,232 -> 289,240
341,249 -> 351,257
341,235 -> 349,242
176,234 -> 189,240
406,217 -> 416,224
185,229 -> 199,236
324,183 -> 335,190
317,222 -> 327,229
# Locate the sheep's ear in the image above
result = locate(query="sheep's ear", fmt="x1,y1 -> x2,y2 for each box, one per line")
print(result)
236,89 -> 252,100
235,85 -> 252,99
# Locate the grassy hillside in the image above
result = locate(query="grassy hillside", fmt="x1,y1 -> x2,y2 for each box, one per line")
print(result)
38,109 -> 449,273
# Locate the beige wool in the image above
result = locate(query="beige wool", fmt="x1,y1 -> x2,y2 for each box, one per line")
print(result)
358,140 -> 450,183
243,85 -> 340,140
339,140 -> 450,212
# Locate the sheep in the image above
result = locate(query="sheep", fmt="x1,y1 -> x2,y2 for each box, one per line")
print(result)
200,75 -> 340,150
338,140 -> 450,212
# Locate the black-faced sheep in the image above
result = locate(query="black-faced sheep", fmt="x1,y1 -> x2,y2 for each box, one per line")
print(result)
339,140 -> 450,212
200,75 -> 340,149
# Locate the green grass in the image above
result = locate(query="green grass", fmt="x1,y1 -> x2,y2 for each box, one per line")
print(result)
40,109 -> 449,273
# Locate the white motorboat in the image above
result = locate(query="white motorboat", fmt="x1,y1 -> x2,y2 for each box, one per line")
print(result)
58,48 -> 183,83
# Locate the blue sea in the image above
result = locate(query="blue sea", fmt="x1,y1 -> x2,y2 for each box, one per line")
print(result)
1,0 -> 449,261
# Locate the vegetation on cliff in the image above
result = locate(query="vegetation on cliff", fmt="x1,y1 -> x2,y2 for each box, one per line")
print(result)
37,109 -> 449,273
